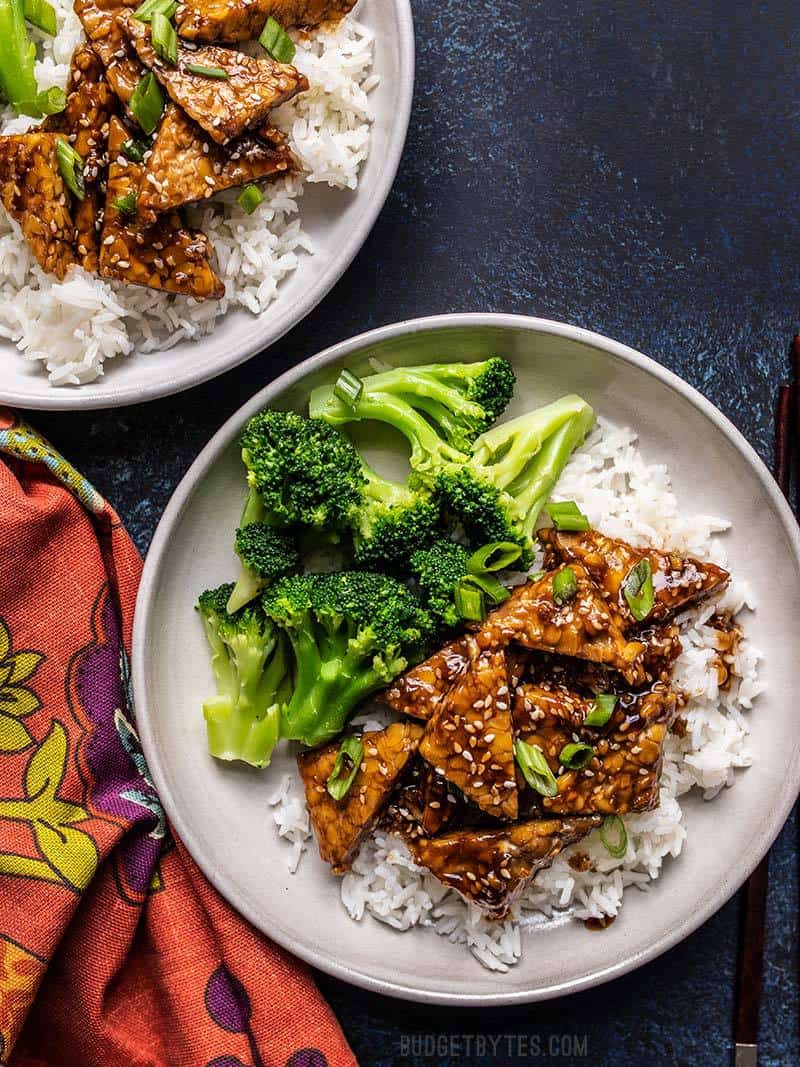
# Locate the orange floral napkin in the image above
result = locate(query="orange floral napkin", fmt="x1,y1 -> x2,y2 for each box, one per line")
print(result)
0,409 -> 356,1067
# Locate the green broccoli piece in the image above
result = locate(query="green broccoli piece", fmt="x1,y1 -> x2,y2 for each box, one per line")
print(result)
197,585 -> 290,768
226,523 -> 300,614
435,395 -> 595,561
262,572 -> 434,747
240,409 -> 364,533
409,539 -> 471,630
309,358 -> 515,473
350,460 -> 441,569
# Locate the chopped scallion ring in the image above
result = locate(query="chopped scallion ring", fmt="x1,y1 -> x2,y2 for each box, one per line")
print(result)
112,191 -> 137,215
129,72 -> 164,135
559,742 -> 595,769
237,184 -> 264,214
599,814 -> 628,858
453,578 -> 485,621
55,137 -> 85,200
467,541 -> 522,574
151,9 -> 177,65
583,693 -> 617,727
185,63 -> 229,79
552,566 -> 577,605
133,0 -> 176,22
623,558 -> 654,621
545,500 -> 590,532
35,85 -> 65,116
458,572 -> 509,607
326,734 -> 363,800
514,739 -> 559,797
23,0 -> 56,35
121,137 -> 150,163
333,368 -> 363,408
259,15 -> 295,63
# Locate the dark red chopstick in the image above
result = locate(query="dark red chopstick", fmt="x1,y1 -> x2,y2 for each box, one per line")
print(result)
734,362 -> 797,1066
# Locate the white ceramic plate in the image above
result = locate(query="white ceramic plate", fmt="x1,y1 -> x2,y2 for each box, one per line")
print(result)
0,0 -> 414,410
133,314 -> 800,1005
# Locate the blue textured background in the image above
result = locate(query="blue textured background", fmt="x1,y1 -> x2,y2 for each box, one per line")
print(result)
31,0 -> 799,1063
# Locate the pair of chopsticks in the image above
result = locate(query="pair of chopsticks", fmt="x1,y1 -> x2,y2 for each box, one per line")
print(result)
733,337 -> 800,1066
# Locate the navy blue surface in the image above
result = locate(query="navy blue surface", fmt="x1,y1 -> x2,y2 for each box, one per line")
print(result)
33,0 -> 799,1063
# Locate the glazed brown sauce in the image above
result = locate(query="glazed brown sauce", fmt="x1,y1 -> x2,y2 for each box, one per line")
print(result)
584,914 -> 617,931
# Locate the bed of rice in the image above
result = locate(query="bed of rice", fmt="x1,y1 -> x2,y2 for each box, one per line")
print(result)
0,6 -> 377,386
265,418 -> 764,972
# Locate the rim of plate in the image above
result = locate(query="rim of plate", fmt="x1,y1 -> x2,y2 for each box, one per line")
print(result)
0,0 -> 414,412
133,313 -> 800,1005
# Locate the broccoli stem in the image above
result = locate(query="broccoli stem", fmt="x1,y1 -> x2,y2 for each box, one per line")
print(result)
204,699 -> 281,768
226,489 -> 270,614
473,395 -> 591,492
0,0 -> 42,115
516,405 -> 596,542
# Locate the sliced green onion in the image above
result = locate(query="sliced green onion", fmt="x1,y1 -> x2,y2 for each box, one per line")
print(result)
333,368 -> 363,408
184,63 -> 229,79
23,0 -> 56,34
623,558 -> 654,621
129,72 -> 164,135
112,191 -> 137,215
584,693 -> 617,727
514,739 -> 559,798
453,578 -> 485,621
237,183 -> 263,214
599,814 -> 628,859
546,500 -> 590,532
458,572 -> 509,606
559,742 -> 595,769
528,570 -> 546,582
259,15 -> 295,63
552,566 -> 577,605
133,0 -> 176,22
35,85 -> 65,115
467,541 -> 522,574
121,137 -> 150,163
326,734 -> 363,801
55,137 -> 85,199
151,10 -> 177,65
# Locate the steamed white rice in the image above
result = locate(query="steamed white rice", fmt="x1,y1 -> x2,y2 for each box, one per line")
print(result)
267,419 -> 764,971
0,6 -> 376,385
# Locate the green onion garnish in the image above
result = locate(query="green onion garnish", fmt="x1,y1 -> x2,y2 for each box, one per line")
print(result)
458,572 -> 509,607
129,72 -> 164,135
559,742 -> 595,769
112,192 -> 137,215
528,570 -> 546,582
514,739 -> 559,798
237,183 -> 263,214
55,137 -> 85,199
546,500 -> 590,532
623,558 -> 654,621
467,541 -> 522,574
121,137 -> 150,163
552,566 -> 577,605
453,578 -> 485,622
599,814 -> 628,859
584,693 -> 617,727
326,734 -> 363,801
151,9 -> 177,65
333,368 -> 363,408
23,0 -> 56,34
133,0 -> 176,22
35,85 -> 66,116
259,15 -> 295,63
185,63 -> 229,79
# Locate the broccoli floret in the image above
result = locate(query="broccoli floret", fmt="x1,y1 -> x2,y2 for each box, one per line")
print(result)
351,461 -> 441,569
197,585 -> 290,768
240,409 -> 364,532
226,523 -> 300,614
309,358 -> 515,473
436,395 -> 595,561
409,539 -> 471,630
262,572 -> 434,747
